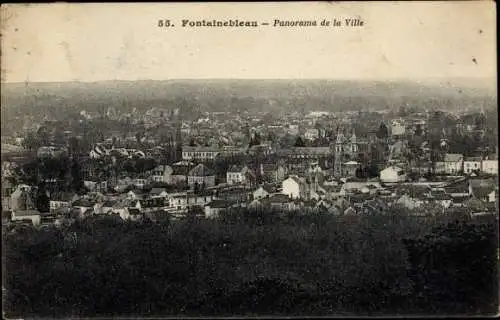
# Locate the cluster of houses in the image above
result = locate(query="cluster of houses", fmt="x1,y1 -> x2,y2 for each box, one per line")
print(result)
3,157 -> 498,229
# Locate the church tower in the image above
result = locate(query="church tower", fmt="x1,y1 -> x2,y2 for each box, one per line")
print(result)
349,128 -> 358,158
169,108 -> 182,162
334,127 -> 345,177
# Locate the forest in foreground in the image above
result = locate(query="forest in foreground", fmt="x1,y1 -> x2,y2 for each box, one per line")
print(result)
3,211 -> 498,317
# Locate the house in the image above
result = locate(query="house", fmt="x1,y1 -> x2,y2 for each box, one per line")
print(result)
432,193 -> 453,209
214,186 -> 248,203
126,190 -> 144,201
380,166 -> 406,183
436,153 -> 463,175
444,178 -> 471,198
282,175 -> 308,199
171,163 -> 192,184
10,185 -> 36,211
167,192 -> 189,211
319,184 -> 342,199
304,128 -> 319,141
342,161 -> 359,177
84,180 -> 108,193
226,165 -> 255,185
2,178 -> 15,211
150,165 -> 173,184
248,198 -> 266,210
396,194 -> 424,210
119,208 -> 144,221
390,120 -> 406,137
268,193 -> 296,211
150,188 -> 169,198
482,155 -> 498,175
359,184 -> 379,195
71,198 -> 95,216
11,210 -> 41,226
132,178 -> 148,189
114,177 -> 133,192
277,147 -> 332,170
94,199 -> 118,215
188,164 -> 216,187
469,179 -> 497,203
464,157 -> 482,174
138,197 -> 168,213
340,182 -> 382,196
204,200 -> 232,219
253,184 -> 274,200
49,192 -> 75,212
260,163 -> 288,183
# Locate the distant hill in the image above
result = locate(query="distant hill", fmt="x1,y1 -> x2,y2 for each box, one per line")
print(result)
1,79 -> 496,130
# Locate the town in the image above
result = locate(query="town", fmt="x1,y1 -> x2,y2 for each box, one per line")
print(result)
2,102 -> 498,229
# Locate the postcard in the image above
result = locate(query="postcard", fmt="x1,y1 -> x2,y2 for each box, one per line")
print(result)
1,1 -> 498,318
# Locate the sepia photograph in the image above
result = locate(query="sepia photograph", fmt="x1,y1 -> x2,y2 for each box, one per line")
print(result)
1,1 -> 498,318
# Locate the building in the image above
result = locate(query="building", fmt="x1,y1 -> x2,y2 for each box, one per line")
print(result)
282,175 -> 308,199
10,185 -> 36,211
11,210 -> 41,226
482,155 -> 498,175
226,165 -> 254,185
84,180 -> 108,193
436,153 -> 463,175
253,185 -> 273,200
277,147 -> 333,173
464,157 -> 482,174
182,146 -> 220,161
204,200 -> 232,219
304,128 -> 319,141
187,164 -> 216,187
150,165 -> 173,184
380,166 -> 407,183
469,179 -> 497,203
268,193 -> 297,211
390,120 -> 406,137
334,128 -> 365,177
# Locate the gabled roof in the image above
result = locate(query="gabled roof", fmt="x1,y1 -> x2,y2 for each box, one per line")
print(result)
150,188 -> 167,195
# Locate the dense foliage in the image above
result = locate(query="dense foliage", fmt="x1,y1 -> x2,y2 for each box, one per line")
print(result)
3,213 -> 498,317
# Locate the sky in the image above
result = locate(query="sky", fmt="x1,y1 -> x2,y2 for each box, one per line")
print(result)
1,2 -> 496,84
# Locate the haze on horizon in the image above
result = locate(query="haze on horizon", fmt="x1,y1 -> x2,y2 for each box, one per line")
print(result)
1,2 -> 496,87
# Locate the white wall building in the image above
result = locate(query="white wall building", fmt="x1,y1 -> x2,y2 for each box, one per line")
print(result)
482,158 -> 498,175
226,165 -> 250,185
464,157 -> 482,174
282,175 -> 307,199
304,128 -> 320,141
182,147 -> 220,161
380,166 -> 407,183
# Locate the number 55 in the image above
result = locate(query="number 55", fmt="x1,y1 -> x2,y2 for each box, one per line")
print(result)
158,20 -> 172,27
